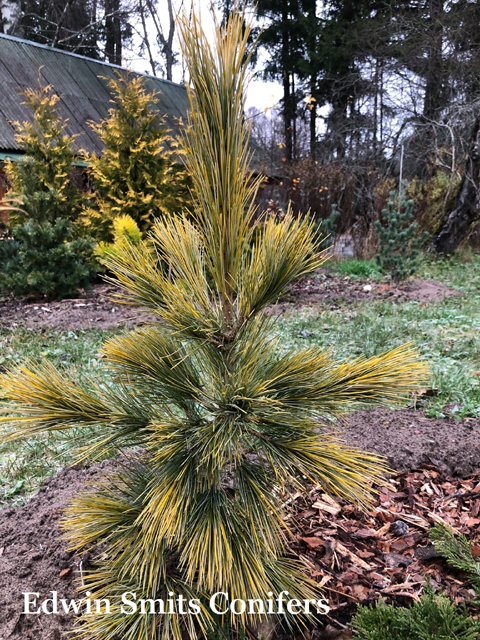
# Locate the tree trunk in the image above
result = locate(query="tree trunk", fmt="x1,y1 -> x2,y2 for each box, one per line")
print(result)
105,0 -> 121,65
433,115 -> 480,254
281,1 -> 293,163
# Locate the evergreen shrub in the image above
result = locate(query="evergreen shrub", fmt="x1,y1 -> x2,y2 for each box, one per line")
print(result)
375,195 -> 428,284
353,583 -> 478,640
0,84 -> 95,299
81,72 -> 190,242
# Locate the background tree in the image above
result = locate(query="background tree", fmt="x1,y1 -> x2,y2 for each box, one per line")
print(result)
3,0 -> 180,79
0,11 -> 428,640
0,83 -> 96,298
81,71 -> 189,242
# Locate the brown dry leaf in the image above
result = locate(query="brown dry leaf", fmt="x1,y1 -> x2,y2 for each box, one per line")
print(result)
59,568 -> 71,577
353,528 -> 378,539
302,537 -> 324,549
471,545 -> 480,559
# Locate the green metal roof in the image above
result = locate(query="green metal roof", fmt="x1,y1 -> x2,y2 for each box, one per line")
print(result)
0,33 -> 190,156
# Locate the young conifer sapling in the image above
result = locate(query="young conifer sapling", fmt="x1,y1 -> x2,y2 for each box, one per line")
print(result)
0,12 -> 429,640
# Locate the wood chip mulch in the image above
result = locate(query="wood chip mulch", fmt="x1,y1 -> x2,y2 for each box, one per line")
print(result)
286,466 -> 480,630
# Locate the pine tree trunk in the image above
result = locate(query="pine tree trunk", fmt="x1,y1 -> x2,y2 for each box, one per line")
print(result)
432,114 -> 480,254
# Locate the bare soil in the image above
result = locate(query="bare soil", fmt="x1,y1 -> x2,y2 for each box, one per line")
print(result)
341,407 -> 480,478
0,275 -> 461,334
0,464 -> 110,639
0,285 -> 155,332
281,274 -> 461,307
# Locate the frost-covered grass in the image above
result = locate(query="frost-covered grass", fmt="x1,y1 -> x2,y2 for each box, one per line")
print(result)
1,252 -> 479,504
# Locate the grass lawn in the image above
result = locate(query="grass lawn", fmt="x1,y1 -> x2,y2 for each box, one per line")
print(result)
1,253 -> 479,505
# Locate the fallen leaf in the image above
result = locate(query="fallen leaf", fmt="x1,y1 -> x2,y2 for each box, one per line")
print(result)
301,537 -> 324,549
59,568 -> 71,577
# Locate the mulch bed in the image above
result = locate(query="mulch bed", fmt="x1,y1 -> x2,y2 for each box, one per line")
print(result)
1,454 -> 480,639
288,467 -> 480,638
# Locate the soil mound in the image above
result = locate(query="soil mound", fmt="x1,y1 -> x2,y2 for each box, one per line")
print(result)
341,407 -> 480,477
282,275 -> 461,307
0,464 -> 112,639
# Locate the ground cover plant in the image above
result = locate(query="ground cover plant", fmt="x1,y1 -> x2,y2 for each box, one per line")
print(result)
0,11 -> 427,640
352,584 -> 479,640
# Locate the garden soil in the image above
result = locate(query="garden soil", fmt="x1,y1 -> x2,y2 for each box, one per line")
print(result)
0,276 -> 461,332
281,275 -> 461,307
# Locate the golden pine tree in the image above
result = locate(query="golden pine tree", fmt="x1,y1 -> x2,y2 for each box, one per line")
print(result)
0,11 -> 428,639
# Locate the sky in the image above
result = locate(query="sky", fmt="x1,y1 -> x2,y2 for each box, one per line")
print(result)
124,0 -> 284,113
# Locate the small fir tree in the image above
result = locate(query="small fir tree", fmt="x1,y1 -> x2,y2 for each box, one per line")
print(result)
0,84 -> 95,299
81,72 -> 190,242
375,195 -> 428,284
0,13 -> 428,640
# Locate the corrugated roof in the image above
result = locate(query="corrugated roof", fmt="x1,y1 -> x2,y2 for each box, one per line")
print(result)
0,33 -> 190,155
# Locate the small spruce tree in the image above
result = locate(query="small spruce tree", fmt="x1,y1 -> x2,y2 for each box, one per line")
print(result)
375,195 -> 428,284
81,72 -> 190,242
0,84 -> 95,299
0,13 -> 428,640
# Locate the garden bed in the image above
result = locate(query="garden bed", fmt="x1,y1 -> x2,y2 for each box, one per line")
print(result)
281,274 -> 461,308
0,285 -> 155,331
0,274 -> 462,333
1,411 -> 480,639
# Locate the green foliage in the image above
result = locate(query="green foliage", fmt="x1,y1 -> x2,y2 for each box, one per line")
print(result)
81,72 -> 190,242
314,203 -> 340,250
0,219 -> 96,299
0,83 -> 96,299
375,195 -> 428,284
0,12 -> 428,640
353,583 -> 478,640
94,214 -> 144,265
430,523 -> 480,596
335,259 -> 381,279
2,84 -> 83,225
